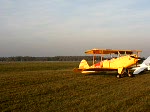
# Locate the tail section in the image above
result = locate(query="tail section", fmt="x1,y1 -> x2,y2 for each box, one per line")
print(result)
79,59 -> 89,69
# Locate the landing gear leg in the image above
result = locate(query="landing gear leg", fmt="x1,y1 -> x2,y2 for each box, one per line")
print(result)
117,68 -> 135,78
117,68 -> 124,78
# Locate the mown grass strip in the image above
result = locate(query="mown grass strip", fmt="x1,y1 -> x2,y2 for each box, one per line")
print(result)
0,62 -> 149,112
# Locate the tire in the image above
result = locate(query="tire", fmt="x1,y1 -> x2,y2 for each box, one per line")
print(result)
128,73 -> 135,77
117,74 -> 122,78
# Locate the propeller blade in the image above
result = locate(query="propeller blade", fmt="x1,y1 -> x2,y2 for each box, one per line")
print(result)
130,56 -> 140,59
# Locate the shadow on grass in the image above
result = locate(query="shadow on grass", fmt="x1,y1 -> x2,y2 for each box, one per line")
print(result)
86,70 -> 150,77
85,71 -> 118,77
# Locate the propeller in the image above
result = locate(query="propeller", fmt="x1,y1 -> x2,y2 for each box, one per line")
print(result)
130,55 -> 139,59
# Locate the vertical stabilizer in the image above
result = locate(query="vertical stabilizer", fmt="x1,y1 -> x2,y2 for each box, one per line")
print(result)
79,59 -> 89,69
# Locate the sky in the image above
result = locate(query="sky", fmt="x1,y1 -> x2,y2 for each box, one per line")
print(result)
0,0 -> 150,57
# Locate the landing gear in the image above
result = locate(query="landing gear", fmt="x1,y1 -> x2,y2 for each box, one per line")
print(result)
117,68 -> 135,78
127,69 -> 135,77
128,73 -> 132,77
128,73 -> 135,77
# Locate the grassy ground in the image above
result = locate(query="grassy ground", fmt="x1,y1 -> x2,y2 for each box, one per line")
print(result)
0,62 -> 149,112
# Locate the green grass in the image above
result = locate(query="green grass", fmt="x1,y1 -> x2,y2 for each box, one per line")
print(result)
0,62 -> 150,112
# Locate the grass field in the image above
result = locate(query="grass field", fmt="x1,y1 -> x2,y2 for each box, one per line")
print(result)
0,62 -> 150,112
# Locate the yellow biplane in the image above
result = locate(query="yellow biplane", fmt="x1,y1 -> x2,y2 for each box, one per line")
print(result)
74,48 -> 142,78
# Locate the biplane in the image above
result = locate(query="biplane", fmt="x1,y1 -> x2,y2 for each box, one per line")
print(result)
74,48 -> 142,78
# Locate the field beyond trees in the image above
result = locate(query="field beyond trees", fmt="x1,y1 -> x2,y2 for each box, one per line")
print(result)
0,62 -> 150,112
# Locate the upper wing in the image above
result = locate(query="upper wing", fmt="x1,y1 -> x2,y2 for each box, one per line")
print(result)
133,66 -> 147,74
84,49 -> 141,54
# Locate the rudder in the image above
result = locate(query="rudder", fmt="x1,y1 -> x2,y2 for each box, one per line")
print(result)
79,59 -> 89,69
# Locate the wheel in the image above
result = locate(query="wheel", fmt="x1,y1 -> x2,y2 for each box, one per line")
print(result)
117,74 -> 122,78
129,73 -> 135,77
128,74 -> 132,77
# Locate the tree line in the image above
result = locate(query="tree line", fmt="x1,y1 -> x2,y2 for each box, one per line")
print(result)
0,56 -> 145,62
0,56 -> 95,62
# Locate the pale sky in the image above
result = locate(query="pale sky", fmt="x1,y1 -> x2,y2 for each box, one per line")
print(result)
0,0 -> 150,57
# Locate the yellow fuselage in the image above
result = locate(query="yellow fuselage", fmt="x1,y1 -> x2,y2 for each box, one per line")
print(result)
91,55 -> 138,74
98,55 -> 137,68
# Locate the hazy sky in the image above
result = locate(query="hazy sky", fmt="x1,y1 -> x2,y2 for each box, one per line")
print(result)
0,0 -> 150,57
